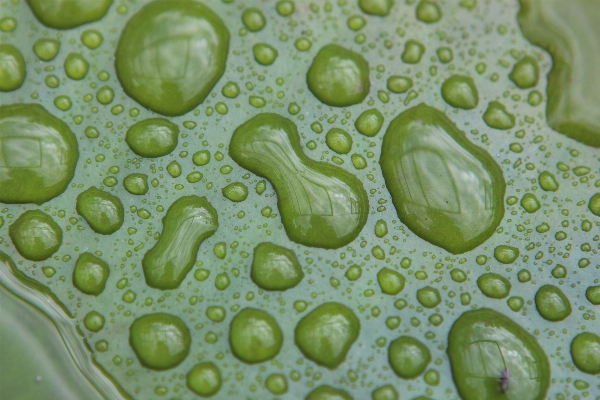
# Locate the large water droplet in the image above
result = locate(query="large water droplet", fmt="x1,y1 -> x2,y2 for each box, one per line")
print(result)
25,0 -> 112,29
76,186 -> 124,235
0,45 -> 26,91
9,210 -> 62,261
229,307 -> 283,364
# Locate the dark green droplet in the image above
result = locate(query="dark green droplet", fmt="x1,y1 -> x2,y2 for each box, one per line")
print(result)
416,286 -> 441,308
9,210 -> 62,261
123,173 -> 149,195
229,307 -> 283,364
447,308 -> 550,400
25,0 -> 112,29
0,44 -> 26,91
129,313 -> 191,370
571,332 -> 600,375
483,101 -> 515,130
307,44 -> 370,107
229,113 -> 368,249
477,273 -> 511,299
326,128 -> 353,154
358,0 -> 394,16
251,242 -> 304,291
377,267 -> 405,295
142,196 -> 218,290
509,56 -> 539,88
388,336 -> 431,379
76,186 -> 124,235
535,284 -> 571,322
521,193 -> 541,213
126,118 -> 179,158
380,104 -> 505,254
295,302 -> 360,369
355,108 -> 384,137
586,285 -> 600,305
32,38 -> 60,61
222,182 -> 249,202
186,362 -> 222,397
115,0 -> 230,116
493,245 -> 519,264
441,75 -> 478,109
507,296 -> 524,312
0,104 -> 79,204
73,252 -> 110,296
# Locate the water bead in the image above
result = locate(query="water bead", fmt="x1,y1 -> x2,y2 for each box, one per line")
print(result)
9,210 -> 62,261
0,45 -> 26,91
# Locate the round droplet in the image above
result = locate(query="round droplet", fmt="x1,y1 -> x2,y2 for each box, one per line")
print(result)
416,0 -> 442,23
416,286 -> 441,308
535,284 -> 571,322
9,210 -> 62,261
123,173 -> 149,195
387,75 -> 413,93
586,285 -> 600,305
326,128 -> 353,154
242,8 -> 266,32
129,313 -> 191,370
507,296 -> 525,312
26,0 -> 112,29
186,362 -> 222,397
115,0 -> 230,116
377,268 -> 405,295
388,336 -> 431,379
84,311 -> 105,332
265,373 -> 288,395
483,101 -> 515,130
229,308 -> 282,364
166,160 -> 182,178
126,118 -> 179,158
307,44 -> 370,107
251,242 -> 304,291
380,104 -> 505,254
588,193 -> 600,216
276,1 -> 295,17
0,104 -> 78,204
206,306 -> 226,323
32,38 -> 60,61
355,108 -> 384,137
571,332 -> 600,375
0,17 -> 16,32
509,56 -> 539,89
372,385 -> 398,400
477,273 -> 511,299
447,308 -> 550,400
81,29 -> 103,49
494,245 -> 519,264
441,75 -> 478,109
73,252 -> 110,296
520,193 -> 541,213
76,186 -> 124,235
358,0 -> 394,16
64,53 -> 89,80
306,385 -> 353,400
253,43 -> 277,65
96,85 -> 114,105
222,182 -> 249,202
295,302 -> 360,369
539,171 -> 559,191
401,40 -> 425,64
0,44 -> 26,91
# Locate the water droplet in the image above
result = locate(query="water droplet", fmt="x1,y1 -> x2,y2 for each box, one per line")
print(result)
251,242 -> 304,291
142,196 -> 218,289
509,56 -> 539,88
416,0 -> 442,23
571,332 -> 600,374
388,336 -> 431,379
441,75 -> 478,109
520,193 -> 541,213
222,182 -> 249,202
265,373 -> 288,395
380,104 -> 505,254
129,313 -> 191,370
326,128 -> 353,154
588,193 -> 600,216
355,108 -> 384,137
483,101 -> 515,130
401,40 -> 425,64
229,113 -> 368,249
0,45 -> 26,92
64,53 -> 89,80
307,44 -> 370,107
377,267 -> 405,295
252,43 -> 278,65
448,308 -> 550,400
115,1 -> 229,116
80,29 -> 103,49
493,245 -> 519,264
187,362 -> 222,397
229,307 -> 283,364
9,210 -> 62,261
26,0 -> 112,29
295,302 -> 360,369
32,38 -> 60,62
126,119 -> 179,158
539,171 -> 559,191
372,385 -> 398,400
276,1 -> 295,17
241,8 -> 266,32
416,286 -> 441,308
123,173 -> 149,195
586,285 -> 600,305
477,273 -> 511,299
96,85 -> 114,105
387,75 -> 413,93
535,284 -> 571,321
76,186 -> 124,235
358,0 -> 394,16
73,252 -> 110,296
83,311 -> 105,332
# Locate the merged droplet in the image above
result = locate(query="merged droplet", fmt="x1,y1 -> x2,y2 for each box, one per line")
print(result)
72,252 -> 110,296
306,44 -> 370,107
379,104 -> 505,254
251,242 -> 304,291
115,0 -> 230,116
142,196 -> 218,290
76,186 -> 124,235
229,113 -> 369,249
125,118 -> 179,158
229,307 -> 283,364
294,302 -> 360,369
570,332 -> 600,375
9,210 -> 62,261
0,44 -> 26,92
518,0 -> 600,147
129,313 -> 191,370
388,336 -> 431,379
535,284 -> 571,321
0,104 -> 78,204
441,75 -> 478,109
25,0 -> 112,29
